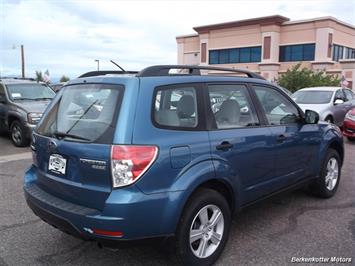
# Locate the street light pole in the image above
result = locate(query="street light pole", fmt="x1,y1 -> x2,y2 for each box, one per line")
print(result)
21,45 -> 25,78
95,59 -> 100,71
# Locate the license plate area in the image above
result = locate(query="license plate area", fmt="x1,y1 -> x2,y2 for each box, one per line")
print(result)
48,154 -> 67,175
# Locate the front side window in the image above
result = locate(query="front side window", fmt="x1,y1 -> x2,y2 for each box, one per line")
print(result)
208,84 -> 259,129
0,84 -> 5,96
253,85 -> 300,125
334,90 -> 345,101
37,84 -> 122,143
154,86 -> 198,128
6,83 -> 55,101
0,84 -> 5,102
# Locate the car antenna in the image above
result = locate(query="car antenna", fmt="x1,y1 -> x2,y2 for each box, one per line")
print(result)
110,60 -> 126,73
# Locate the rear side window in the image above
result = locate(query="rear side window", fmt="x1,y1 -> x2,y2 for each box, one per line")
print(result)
154,86 -> 198,128
253,85 -> 300,125
37,84 -> 123,144
208,84 -> 259,129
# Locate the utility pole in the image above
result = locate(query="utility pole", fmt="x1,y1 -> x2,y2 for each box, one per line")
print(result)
95,59 -> 100,71
21,45 -> 25,78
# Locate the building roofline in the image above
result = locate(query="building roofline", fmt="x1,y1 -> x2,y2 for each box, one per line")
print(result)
193,15 -> 290,33
176,33 -> 199,39
282,16 -> 355,30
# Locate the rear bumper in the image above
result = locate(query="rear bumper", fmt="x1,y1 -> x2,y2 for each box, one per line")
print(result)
342,120 -> 355,138
24,167 -> 184,242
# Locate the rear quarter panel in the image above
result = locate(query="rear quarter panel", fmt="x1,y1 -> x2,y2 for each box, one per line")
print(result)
316,122 -> 344,174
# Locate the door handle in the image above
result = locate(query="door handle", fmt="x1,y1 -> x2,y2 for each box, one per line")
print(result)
276,134 -> 287,142
216,141 -> 233,151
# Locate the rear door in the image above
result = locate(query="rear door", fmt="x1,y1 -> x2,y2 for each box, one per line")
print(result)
252,84 -> 321,186
206,83 -> 276,204
33,83 -> 124,210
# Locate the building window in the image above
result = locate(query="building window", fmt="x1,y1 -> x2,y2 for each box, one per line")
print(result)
240,48 -> 250,63
345,47 -> 355,60
209,46 -> 261,64
333,44 -> 344,61
332,45 -> 355,61
219,49 -> 229,64
209,50 -> 219,64
279,43 -> 315,62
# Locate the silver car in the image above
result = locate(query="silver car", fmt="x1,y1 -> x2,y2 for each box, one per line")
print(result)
292,87 -> 355,126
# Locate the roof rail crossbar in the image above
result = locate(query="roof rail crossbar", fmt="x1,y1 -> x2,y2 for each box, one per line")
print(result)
78,70 -> 138,78
137,65 -> 264,79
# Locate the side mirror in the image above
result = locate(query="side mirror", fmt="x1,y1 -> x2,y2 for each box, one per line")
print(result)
334,98 -> 344,105
304,110 -> 319,124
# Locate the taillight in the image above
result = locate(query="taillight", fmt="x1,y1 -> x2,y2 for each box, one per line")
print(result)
111,145 -> 158,188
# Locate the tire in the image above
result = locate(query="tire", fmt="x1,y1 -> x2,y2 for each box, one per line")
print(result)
309,149 -> 341,198
10,120 -> 29,147
325,116 -> 333,124
175,188 -> 231,266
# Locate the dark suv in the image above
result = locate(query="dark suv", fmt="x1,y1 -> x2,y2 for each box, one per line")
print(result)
0,79 -> 55,146
24,66 -> 343,265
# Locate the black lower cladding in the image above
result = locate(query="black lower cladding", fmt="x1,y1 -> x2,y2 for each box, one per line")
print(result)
26,199 -> 84,239
26,197 -> 171,249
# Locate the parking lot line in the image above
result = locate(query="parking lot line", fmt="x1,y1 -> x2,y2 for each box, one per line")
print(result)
0,152 -> 32,163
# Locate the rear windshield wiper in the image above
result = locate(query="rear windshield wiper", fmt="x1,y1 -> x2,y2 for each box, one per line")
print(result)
13,97 -> 36,101
53,131 -> 90,141
34,97 -> 53,101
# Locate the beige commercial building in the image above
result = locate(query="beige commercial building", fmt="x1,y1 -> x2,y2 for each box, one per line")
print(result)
176,15 -> 355,90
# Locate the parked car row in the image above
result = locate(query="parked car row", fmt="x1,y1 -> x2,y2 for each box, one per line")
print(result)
23,65 -> 345,266
291,86 -> 355,127
0,78 -> 56,146
291,86 -> 355,141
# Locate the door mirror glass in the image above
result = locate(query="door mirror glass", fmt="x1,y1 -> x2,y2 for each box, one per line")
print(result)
304,110 -> 319,124
334,98 -> 344,105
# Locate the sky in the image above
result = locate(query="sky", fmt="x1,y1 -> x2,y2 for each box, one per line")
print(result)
0,0 -> 354,81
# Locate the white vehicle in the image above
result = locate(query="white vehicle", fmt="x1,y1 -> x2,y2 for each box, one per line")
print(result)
292,87 -> 355,126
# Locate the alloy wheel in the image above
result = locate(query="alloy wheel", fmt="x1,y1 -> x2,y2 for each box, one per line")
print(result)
189,204 -> 224,258
325,157 -> 339,191
12,124 -> 22,145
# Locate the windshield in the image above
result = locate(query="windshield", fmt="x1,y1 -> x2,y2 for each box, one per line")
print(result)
36,84 -> 123,143
292,90 -> 333,104
6,83 -> 55,101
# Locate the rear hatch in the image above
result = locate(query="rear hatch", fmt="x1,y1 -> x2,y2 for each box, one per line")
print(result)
32,83 -> 124,211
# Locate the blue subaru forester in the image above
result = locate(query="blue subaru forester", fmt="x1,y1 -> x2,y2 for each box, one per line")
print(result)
24,65 -> 343,265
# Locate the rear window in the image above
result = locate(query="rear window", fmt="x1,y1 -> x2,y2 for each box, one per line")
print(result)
36,84 -> 123,144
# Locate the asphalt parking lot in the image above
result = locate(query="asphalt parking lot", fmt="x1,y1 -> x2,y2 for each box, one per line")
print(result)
0,133 -> 354,266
